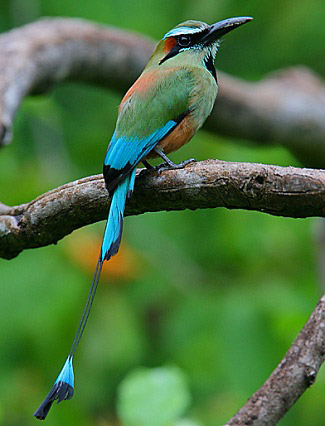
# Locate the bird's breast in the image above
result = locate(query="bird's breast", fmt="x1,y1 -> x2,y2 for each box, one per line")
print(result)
146,113 -> 196,158
147,68 -> 218,158
189,67 -> 218,127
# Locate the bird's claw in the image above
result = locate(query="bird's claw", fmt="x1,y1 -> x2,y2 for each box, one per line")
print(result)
156,158 -> 197,175
140,158 -> 196,176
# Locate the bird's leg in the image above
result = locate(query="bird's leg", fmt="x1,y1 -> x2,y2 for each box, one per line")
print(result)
139,159 -> 155,177
142,160 -> 153,169
153,147 -> 196,174
139,159 -> 155,176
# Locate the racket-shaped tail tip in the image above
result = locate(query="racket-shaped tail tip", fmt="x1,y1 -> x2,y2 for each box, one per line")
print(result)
34,356 -> 74,420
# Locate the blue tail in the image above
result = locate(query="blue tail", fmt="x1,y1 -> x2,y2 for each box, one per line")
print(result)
101,168 -> 136,262
34,169 -> 136,420
34,356 -> 74,419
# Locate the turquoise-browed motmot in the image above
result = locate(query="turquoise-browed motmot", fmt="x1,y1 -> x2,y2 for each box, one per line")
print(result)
35,16 -> 252,419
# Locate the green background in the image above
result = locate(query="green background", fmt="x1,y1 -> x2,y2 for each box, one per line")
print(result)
0,0 -> 324,425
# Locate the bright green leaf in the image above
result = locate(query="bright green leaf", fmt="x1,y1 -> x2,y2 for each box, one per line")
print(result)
117,366 -> 191,426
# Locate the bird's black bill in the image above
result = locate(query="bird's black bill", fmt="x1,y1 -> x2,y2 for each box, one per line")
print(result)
201,16 -> 253,44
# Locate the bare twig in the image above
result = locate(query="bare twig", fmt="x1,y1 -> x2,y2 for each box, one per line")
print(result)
0,159 -> 324,260
0,18 -> 325,166
225,295 -> 325,426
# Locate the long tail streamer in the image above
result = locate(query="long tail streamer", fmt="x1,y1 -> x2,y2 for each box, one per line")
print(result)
34,259 -> 103,420
34,168 -> 136,420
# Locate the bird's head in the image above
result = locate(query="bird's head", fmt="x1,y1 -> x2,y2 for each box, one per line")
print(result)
147,17 -> 252,70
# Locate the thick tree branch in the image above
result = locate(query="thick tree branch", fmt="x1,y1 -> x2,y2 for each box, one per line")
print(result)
0,159 -> 324,260
226,295 -> 325,426
0,18 -> 325,166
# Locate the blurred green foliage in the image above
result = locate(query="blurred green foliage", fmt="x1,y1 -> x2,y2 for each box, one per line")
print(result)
0,0 -> 324,425
117,366 -> 194,426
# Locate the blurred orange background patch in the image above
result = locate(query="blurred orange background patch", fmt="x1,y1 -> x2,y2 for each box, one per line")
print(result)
64,229 -> 143,283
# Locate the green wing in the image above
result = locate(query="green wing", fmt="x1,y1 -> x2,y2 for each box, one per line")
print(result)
115,68 -> 195,139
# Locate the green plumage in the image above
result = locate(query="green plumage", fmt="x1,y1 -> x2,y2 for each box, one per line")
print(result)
116,69 -> 195,140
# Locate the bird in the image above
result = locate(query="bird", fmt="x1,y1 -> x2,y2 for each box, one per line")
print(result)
34,16 -> 252,420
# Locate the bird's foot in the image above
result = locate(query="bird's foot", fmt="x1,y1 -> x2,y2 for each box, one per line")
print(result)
151,147 -> 196,174
141,148 -> 196,176
154,158 -> 196,175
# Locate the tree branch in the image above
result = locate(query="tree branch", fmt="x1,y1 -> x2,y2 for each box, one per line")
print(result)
0,18 -> 325,166
0,159 -> 324,260
225,295 -> 325,426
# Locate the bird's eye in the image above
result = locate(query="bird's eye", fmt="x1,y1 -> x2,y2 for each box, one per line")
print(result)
178,35 -> 191,47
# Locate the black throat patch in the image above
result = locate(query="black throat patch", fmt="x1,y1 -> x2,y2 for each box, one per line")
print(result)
204,54 -> 217,83
159,46 -> 181,65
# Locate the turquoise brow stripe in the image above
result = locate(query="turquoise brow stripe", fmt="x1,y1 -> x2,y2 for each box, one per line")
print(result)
163,26 -> 205,39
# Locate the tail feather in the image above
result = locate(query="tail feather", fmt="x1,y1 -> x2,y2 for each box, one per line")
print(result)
34,169 -> 136,420
101,168 -> 136,262
34,356 -> 74,420
127,168 -> 137,199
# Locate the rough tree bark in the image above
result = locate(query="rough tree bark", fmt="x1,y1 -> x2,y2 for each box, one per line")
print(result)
226,295 -> 325,426
1,160 -> 324,260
